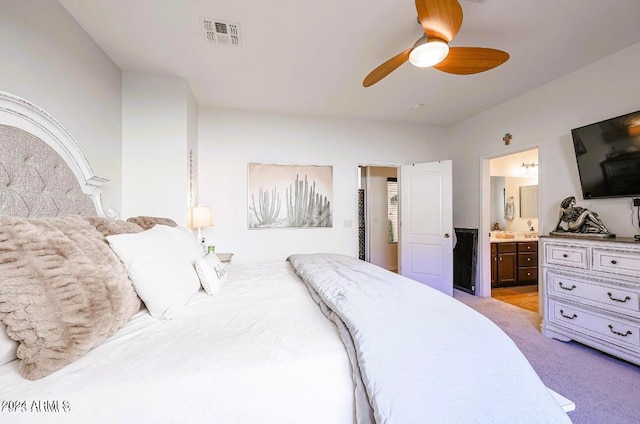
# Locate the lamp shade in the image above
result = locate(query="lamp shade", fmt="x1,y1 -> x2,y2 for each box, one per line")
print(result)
190,206 -> 212,228
409,36 -> 449,68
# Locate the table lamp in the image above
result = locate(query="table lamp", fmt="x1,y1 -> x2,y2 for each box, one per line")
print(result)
190,206 -> 212,248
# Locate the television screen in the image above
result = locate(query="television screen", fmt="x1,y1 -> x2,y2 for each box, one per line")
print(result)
571,110 -> 640,199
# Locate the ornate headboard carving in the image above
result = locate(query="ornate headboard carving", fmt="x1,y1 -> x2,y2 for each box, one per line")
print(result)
0,91 -> 113,218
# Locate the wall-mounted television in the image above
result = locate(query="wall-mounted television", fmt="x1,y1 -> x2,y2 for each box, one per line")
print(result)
571,110 -> 640,199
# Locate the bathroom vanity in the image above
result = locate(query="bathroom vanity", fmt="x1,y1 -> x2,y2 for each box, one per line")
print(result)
491,234 -> 538,287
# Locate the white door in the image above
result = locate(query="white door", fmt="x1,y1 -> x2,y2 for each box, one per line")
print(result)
399,160 -> 453,295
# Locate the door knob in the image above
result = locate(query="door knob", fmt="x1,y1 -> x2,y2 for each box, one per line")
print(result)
444,233 -> 450,238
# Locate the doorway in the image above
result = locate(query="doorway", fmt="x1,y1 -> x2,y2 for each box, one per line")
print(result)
359,161 -> 454,295
481,148 -> 541,313
358,165 -> 399,272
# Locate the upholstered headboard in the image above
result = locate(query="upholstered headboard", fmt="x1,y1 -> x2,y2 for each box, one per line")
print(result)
0,91 -> 112,218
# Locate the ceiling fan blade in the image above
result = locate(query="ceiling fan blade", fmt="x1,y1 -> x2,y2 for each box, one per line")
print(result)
415,0 -> 463,43
363,48 -> 412,87
433,47 -> 509,75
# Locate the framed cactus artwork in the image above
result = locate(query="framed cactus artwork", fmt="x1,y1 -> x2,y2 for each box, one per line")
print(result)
248,163 -> 332,229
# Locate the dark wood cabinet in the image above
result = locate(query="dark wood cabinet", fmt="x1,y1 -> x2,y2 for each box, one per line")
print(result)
496,242 -> 517,286
517,242 -> 537,284
491,240 -> 538,287
491,243 -> 497,287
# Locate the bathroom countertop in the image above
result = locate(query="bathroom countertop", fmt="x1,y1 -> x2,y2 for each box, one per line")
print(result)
490,236 -> 539,243
489,231 -> 538,243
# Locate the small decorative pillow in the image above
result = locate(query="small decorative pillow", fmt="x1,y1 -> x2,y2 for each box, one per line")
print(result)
194,254 -> 228,296
0,322 -> 18,366
84,216 -> 144,237
155,225 -> 206,265
107,225 -> 201,319
126,216 -> 178,230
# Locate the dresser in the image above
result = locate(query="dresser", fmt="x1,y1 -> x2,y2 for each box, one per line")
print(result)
541,236 -> 640,365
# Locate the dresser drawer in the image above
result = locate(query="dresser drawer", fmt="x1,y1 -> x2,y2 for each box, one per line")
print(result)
549,299 -> 640,349
518,267 -> 537,283
544,244 -> 589,269
593,248 -> 640,278
547,271 -> 640,315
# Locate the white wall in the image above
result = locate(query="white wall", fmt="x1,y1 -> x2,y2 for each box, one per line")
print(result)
451,42 -> 640,238
504,176 -> 538,232
368,167 -> 398,271
490,149 -> 539,177
187,87 -> 199,211
489,149 -> 540,232
0,0 -> 123,212
122,73 -> 198,226
198,109 -> 449,263
450,41 -> 640,295
489,177 -> 505,231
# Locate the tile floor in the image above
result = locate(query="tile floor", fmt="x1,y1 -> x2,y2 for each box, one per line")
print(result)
491,285 -> 539,313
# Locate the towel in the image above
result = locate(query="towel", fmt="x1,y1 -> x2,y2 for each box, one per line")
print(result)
505,197 -> 515,220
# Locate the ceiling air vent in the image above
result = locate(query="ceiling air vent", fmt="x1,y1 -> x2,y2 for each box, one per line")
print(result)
200,17 -> 241,47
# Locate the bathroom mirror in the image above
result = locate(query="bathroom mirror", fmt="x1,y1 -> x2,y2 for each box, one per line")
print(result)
520,185 -> 538,218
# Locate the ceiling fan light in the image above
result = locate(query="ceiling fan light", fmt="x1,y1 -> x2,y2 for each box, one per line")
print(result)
409,38 -> 449,68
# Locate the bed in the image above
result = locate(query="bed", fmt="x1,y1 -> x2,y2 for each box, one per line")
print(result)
0,91 -> 572,423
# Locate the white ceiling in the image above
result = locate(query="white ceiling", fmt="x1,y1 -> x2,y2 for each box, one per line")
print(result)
59,0 -> 640,127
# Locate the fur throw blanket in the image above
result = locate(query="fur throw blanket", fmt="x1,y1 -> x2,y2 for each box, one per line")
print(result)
0,215 -> 141,380
126,216 -> 177,230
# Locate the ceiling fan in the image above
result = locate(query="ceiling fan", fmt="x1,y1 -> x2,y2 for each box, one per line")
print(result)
363,0 -> 509,87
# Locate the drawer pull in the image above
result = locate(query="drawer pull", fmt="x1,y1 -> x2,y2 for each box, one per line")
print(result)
560,310 -> 577,320
562,254 -> 568,258
558,282 -> 576,291
607,292 -> 631,303
608,325 -> 632,337
611,259 -> 618,265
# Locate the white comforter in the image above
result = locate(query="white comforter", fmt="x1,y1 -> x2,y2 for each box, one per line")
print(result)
288,253 -> 572,424
0,262 -> 354,424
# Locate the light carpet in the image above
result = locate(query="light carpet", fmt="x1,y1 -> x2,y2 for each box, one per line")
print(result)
454,289 -> 639,424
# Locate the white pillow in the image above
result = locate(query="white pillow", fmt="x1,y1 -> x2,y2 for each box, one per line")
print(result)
107,225 -> 201,319
156,225 -> 205,265
0,321 -> 18,366
194,254 -> 228,296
